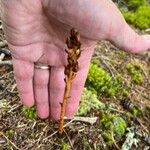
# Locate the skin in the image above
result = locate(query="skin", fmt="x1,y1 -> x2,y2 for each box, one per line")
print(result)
0,0 -> 150,120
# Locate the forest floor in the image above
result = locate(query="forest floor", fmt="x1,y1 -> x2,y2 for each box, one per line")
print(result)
0,2 -> 150,150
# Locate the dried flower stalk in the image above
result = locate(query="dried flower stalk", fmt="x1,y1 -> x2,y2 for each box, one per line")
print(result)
59,28 -> 81,134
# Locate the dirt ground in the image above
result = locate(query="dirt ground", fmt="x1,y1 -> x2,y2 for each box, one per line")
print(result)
0,5 -> 150,150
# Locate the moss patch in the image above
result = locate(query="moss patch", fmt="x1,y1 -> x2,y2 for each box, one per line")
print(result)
126,63 -> 143,84
100,113 -> 127,144
5,128 -> 14,137
77,88 -> 105,116
22,106 -> 37,120
86,63 -> 124,97
60,140 -> 69,150
122,0 -> 150,29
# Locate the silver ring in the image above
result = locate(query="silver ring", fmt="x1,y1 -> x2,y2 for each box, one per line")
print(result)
34,62 -> 50,70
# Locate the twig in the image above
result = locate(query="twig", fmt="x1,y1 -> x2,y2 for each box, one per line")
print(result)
10,83 -> 17,92
142,94 -> 150,100
134,88 -> 150,101
59,28 -> 81,134
7,104 -> 22,113
37,125 -> 48,146
64,116 -> 98,125
0,20 -> 2,30
0,60 -> 12,65
109,108 -> 125,114
64,130 -> 74,150
43,119 -> 75,141
145,28 -> 150,33
0,71 -> 13,80
0,53 -> 5,61
31,121 -> 37,130
102,59 -> 116,81
136,118 -> 149,133
0,132 -> 20,150
44,117 -> 97,141
141,67 -> 150,84
111,131 -> 120,150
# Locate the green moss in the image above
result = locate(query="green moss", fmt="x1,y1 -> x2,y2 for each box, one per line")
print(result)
60,140 -> 69,150
126,63 -> 143,84
91,58 -> 101,66
124,5 -> 150,29
110,60 -> 117,65
123,112 -> 133,122
122,0 -> 150,29
116,51 -> 127,58
100,113 -> 127,143
131,106 -> 143,117
126,0 -> 147,10
76,88 -> 105,116
122,89 -> 130,97
133,5 -> 150,29
5,129 -> 14,137
22,106 -> 37,120
86,63 -> 124,97
112,117 -> 127,139
101,132 -> 113,145
101,113 -> 115,130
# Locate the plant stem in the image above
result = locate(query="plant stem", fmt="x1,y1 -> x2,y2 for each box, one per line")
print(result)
59,73 -> 72,134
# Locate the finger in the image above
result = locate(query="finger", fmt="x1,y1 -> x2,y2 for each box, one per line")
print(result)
34,67 -> 50,119
49,67 -> 65,120
12,58 -> 34,107
109,22 -> 150,53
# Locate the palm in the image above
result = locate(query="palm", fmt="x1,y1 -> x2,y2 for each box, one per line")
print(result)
1,0 -> 149,119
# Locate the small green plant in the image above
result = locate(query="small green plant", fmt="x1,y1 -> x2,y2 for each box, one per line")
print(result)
60,139 -> 69,150
116,51 -> 127,58
100,112 -> 127,144
22,106 -> 37,120
5,129 -> 14,137
131,106 -> 143,117
77,88 -> 105,116
123,112 -> 133,122
110,60 -> 117,65
126,63 -> 143,84
86,63 -> 124,97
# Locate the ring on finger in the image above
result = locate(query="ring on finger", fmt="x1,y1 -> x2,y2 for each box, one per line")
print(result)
34,62 -> 50,70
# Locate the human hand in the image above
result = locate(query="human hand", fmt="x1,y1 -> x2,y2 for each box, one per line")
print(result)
0,0 -> 149,120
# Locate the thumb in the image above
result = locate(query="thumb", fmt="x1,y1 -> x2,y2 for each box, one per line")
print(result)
109,23 -> 150,53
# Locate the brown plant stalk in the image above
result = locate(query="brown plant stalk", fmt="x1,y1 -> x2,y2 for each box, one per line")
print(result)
59,28 -> 81,134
